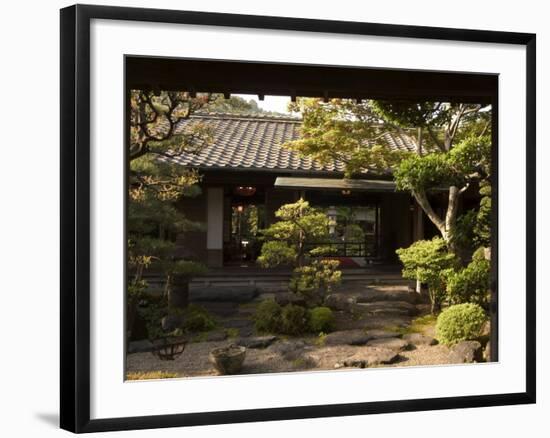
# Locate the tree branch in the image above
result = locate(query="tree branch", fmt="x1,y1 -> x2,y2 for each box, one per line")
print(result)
413,190 -> 446,238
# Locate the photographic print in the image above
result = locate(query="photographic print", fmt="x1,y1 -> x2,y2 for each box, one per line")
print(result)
60,5 -> 535,431
125,59 -> 497,380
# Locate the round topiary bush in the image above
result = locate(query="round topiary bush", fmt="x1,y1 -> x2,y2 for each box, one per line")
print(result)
281,304 -> 308,335
308,306 -> 335,333
436,303 -> 487,345
253,300 -> 282,333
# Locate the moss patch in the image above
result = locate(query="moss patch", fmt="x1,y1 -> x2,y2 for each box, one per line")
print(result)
384,314 -> 438,336
225,328 -> 240,339
126,371 -> 179,380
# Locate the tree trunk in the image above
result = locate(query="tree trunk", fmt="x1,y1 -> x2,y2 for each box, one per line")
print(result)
445,185 -> 460,252
168,275 -> 190,309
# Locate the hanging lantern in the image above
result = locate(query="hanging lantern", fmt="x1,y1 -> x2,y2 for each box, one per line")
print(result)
234,186 -> 256,197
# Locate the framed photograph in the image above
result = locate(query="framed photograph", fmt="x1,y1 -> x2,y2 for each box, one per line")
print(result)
60,4 -> 536,433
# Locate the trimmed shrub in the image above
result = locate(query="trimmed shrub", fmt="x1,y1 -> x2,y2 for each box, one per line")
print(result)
446,253 -> 491,308
281,304 -> 309,335
253,300 -> 282,333
308,307 -> 335,333
182,304 -> 216,332
290,259 -> 342,305
397,237 -> 458,313
436,303 -> 487,345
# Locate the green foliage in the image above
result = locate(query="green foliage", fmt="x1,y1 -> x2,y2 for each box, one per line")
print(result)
202,94 -> 287,116
164,260 -> 208,278
280,304 -> 309,335
225,328 -> 240,339
258,199 -> 330,268
290,259 -> 342,304
451,210 -> 478,255
128,279 -> 148,300
182,304 -> 216,332
397,238 -> 458,312
285,99 -> 408,175
285,98 -> 492,257
257,241 -> 296,268
308,307 -> 335,333
138,295 -> 168,340
446,255 -> 491,308
474,181 -> 492,247
395,153 -> 456,192
371,100 -> 452,129
436,303 -> 487,345
253,300 -> 283,333
395,135 -> 491,195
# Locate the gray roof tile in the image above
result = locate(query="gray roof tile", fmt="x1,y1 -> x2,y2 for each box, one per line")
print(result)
160,113 -> 418,173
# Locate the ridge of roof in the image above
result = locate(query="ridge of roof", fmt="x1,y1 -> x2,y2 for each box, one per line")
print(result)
191,111 -> 302,123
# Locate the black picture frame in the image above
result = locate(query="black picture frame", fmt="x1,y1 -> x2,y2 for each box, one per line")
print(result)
60,4 -> 536,433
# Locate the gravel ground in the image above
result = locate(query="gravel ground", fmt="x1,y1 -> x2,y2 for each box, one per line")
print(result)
126,283 -> 469,379
126,337 -> 456,379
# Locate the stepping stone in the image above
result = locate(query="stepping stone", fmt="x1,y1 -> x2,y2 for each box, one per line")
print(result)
334,347 -> 399,368
324,329 -> 371,346
237,336 -> 277,349
366,329 -> 401,340
366,337 -> 410,351
449,341 -> 483,363
190,286 -> 258,303
362,315 -> 412,330
402,333 -> 437,346
355,300 -> 418,316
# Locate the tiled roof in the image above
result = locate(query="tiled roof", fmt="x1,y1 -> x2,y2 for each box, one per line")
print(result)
162,113 -> 418,173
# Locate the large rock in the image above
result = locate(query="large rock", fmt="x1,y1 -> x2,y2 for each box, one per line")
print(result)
237,336 -> 277,349
449,341 -> 483,363
355,300 -> 418,317
190,286 -> 258,303
325,293 -> 357,312
366,337 -> 410,351
334,347 -> 399,368
274,292 -> 306,307
402,333 -> 438,346
324,329 -> 371,346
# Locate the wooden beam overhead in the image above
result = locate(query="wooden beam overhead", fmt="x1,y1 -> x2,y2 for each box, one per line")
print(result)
126,57 -> 497,103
